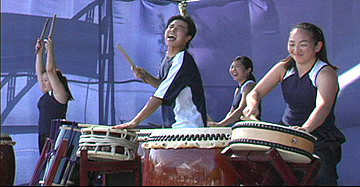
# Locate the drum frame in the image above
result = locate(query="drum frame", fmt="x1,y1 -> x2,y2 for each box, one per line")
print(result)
78,149 -> 142,186
222,146 -> 321,186
29,119 -> 81,186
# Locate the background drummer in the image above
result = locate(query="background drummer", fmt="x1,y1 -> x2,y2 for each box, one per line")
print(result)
242,22 -> 346,185
113,15 -> 207,129
208,56 -> 260,127
35,33 -> 74,155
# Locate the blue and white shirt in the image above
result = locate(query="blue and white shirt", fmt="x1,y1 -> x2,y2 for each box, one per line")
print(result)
154,50 -> 207,128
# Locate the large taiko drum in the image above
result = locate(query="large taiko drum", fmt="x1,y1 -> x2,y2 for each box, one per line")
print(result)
141,127 -> 239,186
229,121 -> 317,163
77,125 -> 138,161
0,133 -> 16,186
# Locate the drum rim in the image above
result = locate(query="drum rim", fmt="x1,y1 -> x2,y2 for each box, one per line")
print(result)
77,150 -> 136,161
59,125 -> 81,132
147,127 -> 232,139
136,129 -> 154,137
148,132 -> 231,142
229,138 -> 314,162
0,133 -> 16,145
81,126 -> 138,136
1,133 -> 11,136
232,121 -> 316,143
137,132 -> 152,137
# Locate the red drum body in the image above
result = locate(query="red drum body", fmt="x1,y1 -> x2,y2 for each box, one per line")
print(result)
77,126 -> 138,161
0,133 -> 16,186
141,127 -> 238,186
229,121 -> 317,163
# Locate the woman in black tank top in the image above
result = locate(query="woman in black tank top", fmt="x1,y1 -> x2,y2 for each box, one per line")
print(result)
35,35 -> 74,155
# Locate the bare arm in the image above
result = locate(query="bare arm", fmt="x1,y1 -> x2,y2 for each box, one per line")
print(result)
35,39 -> 46,92
225,87 -> 239,118
112,96 -> 163,129
44,38 -> 68,104
243,62 -> 286,118
295,66 -> 339,133
211,83 -> 256,127
131,66 -> 161,88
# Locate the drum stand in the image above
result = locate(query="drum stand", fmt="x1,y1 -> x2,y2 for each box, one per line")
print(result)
29,120 -> 80,186
79,149 -> 142,186
222,147 -> 321,186
29,138 -> 69,186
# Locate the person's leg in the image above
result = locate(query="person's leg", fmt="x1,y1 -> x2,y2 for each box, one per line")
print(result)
314,145 -> 342,186
38,133 -> 50,155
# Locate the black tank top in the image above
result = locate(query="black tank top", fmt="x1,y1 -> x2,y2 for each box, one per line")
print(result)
37,92 -> 68,135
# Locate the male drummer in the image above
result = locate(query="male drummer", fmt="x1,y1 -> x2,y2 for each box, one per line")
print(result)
113,15 -> 207,129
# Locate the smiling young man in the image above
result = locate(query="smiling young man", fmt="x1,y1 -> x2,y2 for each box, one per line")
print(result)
113,15 -> 207,129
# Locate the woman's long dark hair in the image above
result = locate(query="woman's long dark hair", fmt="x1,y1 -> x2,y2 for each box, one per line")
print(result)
283,22 -> 338,71
56,69 -> 74,101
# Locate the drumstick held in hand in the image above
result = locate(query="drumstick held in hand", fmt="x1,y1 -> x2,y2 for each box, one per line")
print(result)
116,42 -> 136,68
35,18 -> 50,54
78,123 -> 140,131
116,42 -> 149,83
148,122 -> 162,128
48,14 -> 57,39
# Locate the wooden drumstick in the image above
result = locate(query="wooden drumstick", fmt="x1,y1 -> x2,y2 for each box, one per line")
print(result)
78,123 -> 140,132
35,18 -> 50,54
116,42 -> 149,83
78,123 -> 112,128
116,42 -> 136,69
148,122 -> 162,128
48,14 -> 57,39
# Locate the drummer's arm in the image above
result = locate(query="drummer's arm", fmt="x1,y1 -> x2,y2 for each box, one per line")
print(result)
144,74 -> 161,88
218,83 -> 255,126
244,62 -> 285,118
132,66 -> 161,88
225,88 -> 239,118
299,66 -> 338,133
113,96 -> 162,129
133,96 -> 163,123
35,39 -> 46,92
